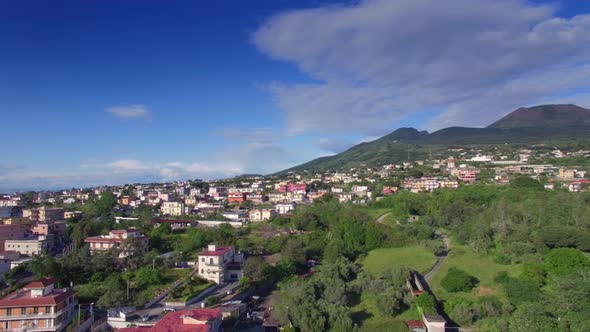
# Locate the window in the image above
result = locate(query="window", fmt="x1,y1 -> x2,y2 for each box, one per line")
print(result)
21,308 -> 25,315
45,306 -> 51,314
6,308 -> 11,316
209,258 -> 214,265
201,257 -> 205,262
201,269 -> 204,273
33,307 -> 38,314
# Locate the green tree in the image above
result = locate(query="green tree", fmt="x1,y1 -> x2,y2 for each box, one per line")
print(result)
509,302 -> 557,332
441,268 -> 476,292
135,267 -> 163,287
243,256 -> 271,283
544,248 -> 590,276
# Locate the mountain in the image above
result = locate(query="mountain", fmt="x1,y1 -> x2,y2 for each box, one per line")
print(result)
278,104 -> 590,173
488,104 -> 590,129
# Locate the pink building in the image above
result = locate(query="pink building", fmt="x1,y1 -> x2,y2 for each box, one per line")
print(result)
457,169 -> 479,183
85,228 -> 149,257
279,182 -> 307,193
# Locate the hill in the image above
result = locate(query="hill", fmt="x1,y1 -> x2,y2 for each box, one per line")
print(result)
278,104 -> 590,173
488,104 -> 590,128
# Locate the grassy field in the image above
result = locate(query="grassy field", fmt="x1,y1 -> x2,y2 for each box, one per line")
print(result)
363,245 -> 438,275
429,240 -> 523,303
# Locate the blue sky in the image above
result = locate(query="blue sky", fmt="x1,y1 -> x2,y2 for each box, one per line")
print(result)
1,0 -> 590,191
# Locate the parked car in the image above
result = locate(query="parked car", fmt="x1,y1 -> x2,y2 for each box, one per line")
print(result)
163,307 -> 176,312
142,314 -> 151,322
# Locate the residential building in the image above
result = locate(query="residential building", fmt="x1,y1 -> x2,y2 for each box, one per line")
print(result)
249,209 -> 276,222
275,202 -> 296,215
197,244 -> 243,284
0,198 -> 22,208
154,219 -> 198,230
119,196 -> 135,206
158,192 -> 176,202
160,202 -> 185,216
63,211 -> 82,220
32,221 -> 67,237
221,210 -> 248,221
456,169 -> 479,183
558,168 -> 576,181
37,207 -> 65,223
0,251 -> 20,276
227,192 -> 247,204
84,228 -> 149,257
119,308 -> 222,332
5,236 -> 51,256
279,182 -> 306,194
0,277 -> 76,332
0,225 -> 26,250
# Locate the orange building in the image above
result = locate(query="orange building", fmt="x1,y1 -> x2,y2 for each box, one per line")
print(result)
0,277 -> 76,331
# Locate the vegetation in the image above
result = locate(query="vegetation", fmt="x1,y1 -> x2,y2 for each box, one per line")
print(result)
440,268 -> 477,292
363,246 -> 437,275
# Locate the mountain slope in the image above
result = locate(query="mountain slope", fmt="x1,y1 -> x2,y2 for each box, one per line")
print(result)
278,104 -> 590,173
488,104 -> 590,128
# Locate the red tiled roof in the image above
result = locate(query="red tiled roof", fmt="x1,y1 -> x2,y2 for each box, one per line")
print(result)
149,308 -> 221,332
200,246 -> 233,257
407,320 -> 425,329
0,287 -> 73,308
26,277 -> 55,288
117,328 -> 151,332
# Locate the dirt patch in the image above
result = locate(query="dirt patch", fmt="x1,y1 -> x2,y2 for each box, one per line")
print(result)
473,286 -> 497,297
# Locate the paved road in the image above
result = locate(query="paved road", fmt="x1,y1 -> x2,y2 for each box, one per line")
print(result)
424,232 -> 450,281
375,211 -> 392,225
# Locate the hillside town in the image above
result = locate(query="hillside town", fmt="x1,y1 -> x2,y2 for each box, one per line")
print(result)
0,142 -> 588,332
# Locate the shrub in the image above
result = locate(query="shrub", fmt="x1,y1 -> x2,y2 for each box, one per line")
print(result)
441,268 -> 476,292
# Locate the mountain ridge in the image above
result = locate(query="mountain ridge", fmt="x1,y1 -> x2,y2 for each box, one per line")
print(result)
278,104 -> 590,173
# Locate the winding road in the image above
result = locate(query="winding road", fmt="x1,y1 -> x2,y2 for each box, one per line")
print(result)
375,212 -> 450,280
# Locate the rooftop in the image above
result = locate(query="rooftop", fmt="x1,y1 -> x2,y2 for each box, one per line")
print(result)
200,246 -> 233,257
0,282 -> 73,308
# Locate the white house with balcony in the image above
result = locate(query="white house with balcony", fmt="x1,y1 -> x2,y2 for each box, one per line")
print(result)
197,244 -> 244,284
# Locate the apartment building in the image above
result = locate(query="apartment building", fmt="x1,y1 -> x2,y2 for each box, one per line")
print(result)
275,202 -> 296,215
0,225 -> 26,250
85,228 -> 149,257
0,277 -> 77,332
197,244 -> 244,284
160,202 -> 185,216
249,208 -> 276,222
5,235 -> 51,256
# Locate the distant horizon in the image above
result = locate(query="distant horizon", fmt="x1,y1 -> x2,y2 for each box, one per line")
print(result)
2,0 -> 590,190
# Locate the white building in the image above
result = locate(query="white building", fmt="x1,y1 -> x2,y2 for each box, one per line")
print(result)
275,202 -> 296,215
160,201 -> 185,216
197,244 -> 244,284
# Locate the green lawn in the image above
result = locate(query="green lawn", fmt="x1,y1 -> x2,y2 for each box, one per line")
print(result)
429,240 -> 523,304
363,245 -> 438,275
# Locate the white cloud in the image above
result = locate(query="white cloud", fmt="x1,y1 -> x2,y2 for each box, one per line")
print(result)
253,0 -> 590,132
106,105 -> 150,118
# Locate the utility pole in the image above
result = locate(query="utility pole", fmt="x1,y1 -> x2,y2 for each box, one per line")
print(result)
78,304 -> 81,327
127,279 -> 130,300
